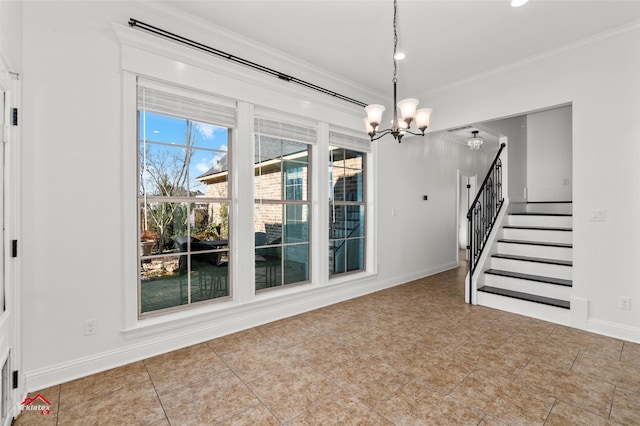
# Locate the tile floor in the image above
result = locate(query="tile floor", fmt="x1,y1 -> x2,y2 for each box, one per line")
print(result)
15,261 -> 640,425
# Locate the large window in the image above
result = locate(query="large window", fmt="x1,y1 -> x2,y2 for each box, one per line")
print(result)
329,131 -> 369,276
137,82 -> 234,316
254,115 -> 314,290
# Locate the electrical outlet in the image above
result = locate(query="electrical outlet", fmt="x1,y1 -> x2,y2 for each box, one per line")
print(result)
84,319 -> 97,335
620,297 -> 631,311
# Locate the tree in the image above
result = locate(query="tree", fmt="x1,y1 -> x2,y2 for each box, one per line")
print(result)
140,120 -> 196,253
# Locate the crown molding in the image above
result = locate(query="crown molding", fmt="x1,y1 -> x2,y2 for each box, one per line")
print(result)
423,19 -> 640,97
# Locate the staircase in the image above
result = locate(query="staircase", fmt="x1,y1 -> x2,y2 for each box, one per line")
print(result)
476,202 -> 572,324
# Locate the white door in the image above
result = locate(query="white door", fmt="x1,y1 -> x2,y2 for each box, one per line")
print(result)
0,72 -> 20,425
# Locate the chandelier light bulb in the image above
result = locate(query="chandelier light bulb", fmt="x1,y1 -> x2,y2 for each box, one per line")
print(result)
415,108 -> 432,130
394,52 -> 406,61
397,98 -> 419,123
364,104 -> 385,127
363,117 -> 376,136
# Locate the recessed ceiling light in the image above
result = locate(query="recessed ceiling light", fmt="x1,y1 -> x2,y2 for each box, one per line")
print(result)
394,52 -> 406,61
511,0 -> 529,7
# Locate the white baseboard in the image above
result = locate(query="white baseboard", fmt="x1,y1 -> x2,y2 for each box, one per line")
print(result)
587,318 -> 640,344
24,261 -> 457,391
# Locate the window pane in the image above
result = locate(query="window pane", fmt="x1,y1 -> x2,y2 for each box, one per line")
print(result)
191,257 -> 229,302
345,205 -> 365,238
140,254 -> 185,313
140,111 -> 187,145
255,256 -> 280,290
343,170 -> 364,202
346,238 -> 365,272
343,150 -> 364,170
255,203 -> 283,245
329,147 -> 346,163
283,160 -> 308,201
329,241 -> 345,276
189,121 -> 229,150
192,148 -> 228,198
140,201 -> 189,255
189,202 -> 229,242
255,161 -> 283,200
330,165 -> 346,202
284,205 -> 309,244
283,244 -> 309,285
329,205 -> 345,239
139,143 -> 193,197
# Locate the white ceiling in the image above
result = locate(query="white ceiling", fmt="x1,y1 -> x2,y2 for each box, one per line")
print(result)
161,0 -> 640,102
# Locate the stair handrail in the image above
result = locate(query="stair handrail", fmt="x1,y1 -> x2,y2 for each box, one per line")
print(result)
467,142 -> 506,304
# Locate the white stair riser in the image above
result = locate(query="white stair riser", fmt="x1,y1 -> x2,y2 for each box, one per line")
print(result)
484,274 -> 571,300
476,292 -> 569,326
508,215 -> 572,228
526,203 -> 573,215
491,258 -> 572,280
497,242 -> 572,261
503,228 -> 572,244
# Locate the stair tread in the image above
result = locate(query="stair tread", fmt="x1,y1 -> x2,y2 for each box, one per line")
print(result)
492,253 -> 573,266
485,268 -> 572,287
503,225 -> 572,232
478,286 -> 571,309
510,212 -> 572,217
498,239 -> 573,248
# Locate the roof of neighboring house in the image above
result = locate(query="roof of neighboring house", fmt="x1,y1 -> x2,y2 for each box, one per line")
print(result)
197,136 -> 308,180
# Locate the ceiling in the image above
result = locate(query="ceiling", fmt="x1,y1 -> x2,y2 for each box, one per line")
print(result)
161,0 -> 640,102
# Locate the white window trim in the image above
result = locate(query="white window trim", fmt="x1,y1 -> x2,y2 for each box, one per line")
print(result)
118,23 -> 377,337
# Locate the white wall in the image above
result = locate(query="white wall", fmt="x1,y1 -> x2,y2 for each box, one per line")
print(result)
375,133 -> 490,281
0,1 -> 22,73
483,115 -> 528,205
19,1 -> 489,390
426,23 -> 640,341
527,106 -> 572,202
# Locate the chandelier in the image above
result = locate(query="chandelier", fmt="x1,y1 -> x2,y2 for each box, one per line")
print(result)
467,130 -> 484,150
364,0 -> 432,143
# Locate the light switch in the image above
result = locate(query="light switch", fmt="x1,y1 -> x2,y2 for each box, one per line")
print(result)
589,209 -> 605,221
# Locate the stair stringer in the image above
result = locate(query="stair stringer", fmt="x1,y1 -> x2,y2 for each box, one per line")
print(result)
466,198 -> 511,304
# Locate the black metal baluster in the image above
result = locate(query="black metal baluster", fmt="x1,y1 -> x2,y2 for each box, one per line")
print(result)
466,143 -> 506,304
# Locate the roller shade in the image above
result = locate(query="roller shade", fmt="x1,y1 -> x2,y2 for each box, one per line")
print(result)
329,129 -> 371,153
137,78 -> 236,128
254,108 -> 317,144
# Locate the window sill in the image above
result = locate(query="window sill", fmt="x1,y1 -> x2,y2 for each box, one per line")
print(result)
121,298 -> 242,341
123,270 -> 378,341
328,270 -> 377,286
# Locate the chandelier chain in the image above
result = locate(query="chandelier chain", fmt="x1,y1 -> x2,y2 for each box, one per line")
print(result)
393,0 -> 398,84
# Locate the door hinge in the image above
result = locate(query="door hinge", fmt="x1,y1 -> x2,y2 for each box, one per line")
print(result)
12,370 -> 18,389
11,240 -> 17,258
11,108 -> 18,126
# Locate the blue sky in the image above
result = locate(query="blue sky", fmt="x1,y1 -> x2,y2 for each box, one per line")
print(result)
139,111 -> 228,194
